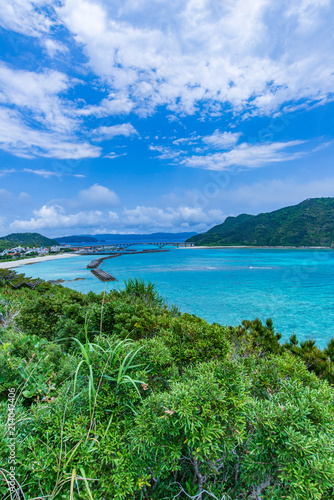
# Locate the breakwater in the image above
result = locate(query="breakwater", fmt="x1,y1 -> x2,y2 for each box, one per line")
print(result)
91,269 -> 117,282
87,254 -> 122,269
87,249 -> 169,281
86,249 -> 169,269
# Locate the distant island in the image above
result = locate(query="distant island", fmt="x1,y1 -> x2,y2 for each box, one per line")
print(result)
187,198 -> 334,247
56,235 -> 99,243
56,232 -> 197,243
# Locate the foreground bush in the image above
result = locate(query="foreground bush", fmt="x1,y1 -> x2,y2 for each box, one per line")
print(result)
0,274 -> 333,499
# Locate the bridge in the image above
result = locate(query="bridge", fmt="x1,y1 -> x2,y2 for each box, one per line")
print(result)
106,241 -> 194,250
76,241 -> 194,253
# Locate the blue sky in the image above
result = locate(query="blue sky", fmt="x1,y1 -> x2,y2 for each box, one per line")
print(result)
0,0 -> 334,237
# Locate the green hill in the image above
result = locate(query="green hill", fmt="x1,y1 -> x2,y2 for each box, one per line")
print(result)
188,198 -> 334,247
0,233 -> 58,250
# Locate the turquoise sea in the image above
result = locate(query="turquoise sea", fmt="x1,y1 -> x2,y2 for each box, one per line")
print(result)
17,248 -> 334,348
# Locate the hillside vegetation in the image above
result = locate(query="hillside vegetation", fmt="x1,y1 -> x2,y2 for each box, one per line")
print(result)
188,198 -> 334,247
0,232 -> 58,250
0,270 -> 334,499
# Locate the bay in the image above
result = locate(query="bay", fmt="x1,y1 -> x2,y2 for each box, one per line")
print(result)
17,247 -> 334,348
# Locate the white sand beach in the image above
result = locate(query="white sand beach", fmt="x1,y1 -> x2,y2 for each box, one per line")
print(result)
0,253 -> 80,269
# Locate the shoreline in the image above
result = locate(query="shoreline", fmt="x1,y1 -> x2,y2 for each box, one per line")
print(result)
0,253 -> 80,269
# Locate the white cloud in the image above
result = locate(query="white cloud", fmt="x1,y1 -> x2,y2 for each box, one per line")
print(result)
0,168 -> 15,177
7,201 -> 224,235
43,38 -> 69,58
173,137 -> 201,146
150,135 -> 307,170
9,205 -> 104,231
1,1 -> 333,161
0,64 -> 103,159
78,183 -> 119,207
79,93 -> 134,117
0,108 -> 101,159
23,168 -> 85,178
0,0 -> 54,38
202,130 -> 242,150
0,63 -> 75,133
121,205 -> 224,231
93,123 -> 138,140
57,0 -> 334,117
104,152 -> 127,159
149,145 -> 185,161
180,140 -> 306,171
23,169 -> 62,178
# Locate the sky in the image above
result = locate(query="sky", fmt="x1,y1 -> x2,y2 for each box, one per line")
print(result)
0,0 -> 334,237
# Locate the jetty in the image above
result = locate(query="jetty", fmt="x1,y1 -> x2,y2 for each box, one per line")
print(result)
87,254 -> 122,269
87,249 -> 169,270
91,269 -> 117,282
87,248 -> 170,282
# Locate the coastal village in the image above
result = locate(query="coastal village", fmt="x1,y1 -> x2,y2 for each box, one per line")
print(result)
0,245 -> 62,259
0,242 -> 137,262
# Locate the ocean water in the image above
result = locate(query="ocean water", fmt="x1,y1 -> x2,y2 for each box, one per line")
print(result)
17,247 -> 334,348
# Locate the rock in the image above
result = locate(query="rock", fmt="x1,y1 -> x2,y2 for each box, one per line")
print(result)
48,279 -> 66,285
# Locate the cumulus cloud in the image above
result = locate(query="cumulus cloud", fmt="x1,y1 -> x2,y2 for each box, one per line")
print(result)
8,202 -> 224,234
78,183 -> 119,207
9,205 -> 104,231
120,205 -> 224,231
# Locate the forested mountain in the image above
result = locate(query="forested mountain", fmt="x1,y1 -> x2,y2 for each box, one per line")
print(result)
188,198 -> 334,246
0,232 -> 57,250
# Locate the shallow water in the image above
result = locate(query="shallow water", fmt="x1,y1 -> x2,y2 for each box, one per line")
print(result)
17,247 -> 334,348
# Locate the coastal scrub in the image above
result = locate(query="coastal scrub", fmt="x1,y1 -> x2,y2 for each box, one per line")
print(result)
0,271 -> 333,499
